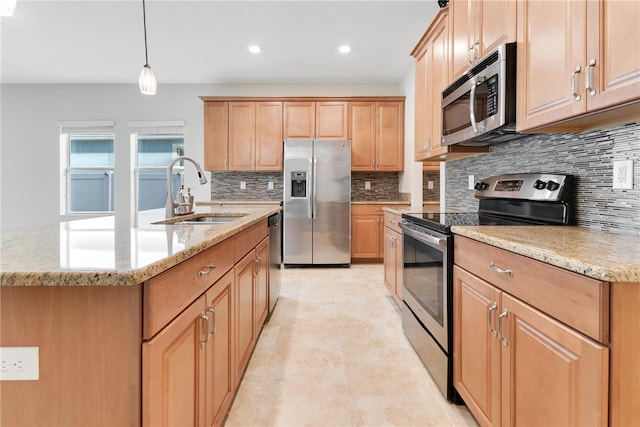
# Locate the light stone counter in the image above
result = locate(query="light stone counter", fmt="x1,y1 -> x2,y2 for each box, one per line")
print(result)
0,205 -> 280,287
451,226 -> 640,283
351,200 -> 410,205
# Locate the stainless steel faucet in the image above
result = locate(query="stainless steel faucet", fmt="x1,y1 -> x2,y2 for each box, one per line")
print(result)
166,156 -> 208,217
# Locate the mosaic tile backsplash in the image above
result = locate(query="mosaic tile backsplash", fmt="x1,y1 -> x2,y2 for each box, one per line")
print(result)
210,171 -> 406,202
423,171 -> 440,201
445,122 -> 640,235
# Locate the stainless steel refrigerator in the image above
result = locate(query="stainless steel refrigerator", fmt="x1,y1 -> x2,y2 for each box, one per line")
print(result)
283,139 -> 351,265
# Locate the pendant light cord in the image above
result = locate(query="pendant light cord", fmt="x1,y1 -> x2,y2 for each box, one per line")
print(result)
142,0 -> 149,66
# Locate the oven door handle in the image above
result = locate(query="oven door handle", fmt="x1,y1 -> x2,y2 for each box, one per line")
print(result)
400,222 -> 447,249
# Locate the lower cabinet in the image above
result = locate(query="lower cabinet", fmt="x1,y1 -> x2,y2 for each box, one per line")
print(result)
143,221 -> 269,427
453,240 -> 609,426
383,212 -> 403,305
352,204 -> 408,262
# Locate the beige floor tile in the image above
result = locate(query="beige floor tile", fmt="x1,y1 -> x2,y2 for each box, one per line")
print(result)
224,265 -> 478,427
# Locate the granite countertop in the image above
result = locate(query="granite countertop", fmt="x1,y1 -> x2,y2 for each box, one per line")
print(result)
0,205 -> 280,287
384,205 -> 443,215
351,200 -> 410,205
452,226 -> 640,283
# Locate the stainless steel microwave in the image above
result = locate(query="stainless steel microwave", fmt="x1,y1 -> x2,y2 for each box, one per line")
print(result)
441,43 -> 520,146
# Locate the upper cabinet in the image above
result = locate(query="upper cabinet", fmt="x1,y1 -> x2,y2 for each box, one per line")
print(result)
349,101 -> 404,171
450,0 -> 516,82
412,7 -> 488,162
516,0 -> 640,132
205,101 -> 283,171
283,101 -> 348,139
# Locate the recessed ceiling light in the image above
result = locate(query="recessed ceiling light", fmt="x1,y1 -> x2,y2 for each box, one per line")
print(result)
338,45 -> 351,54
248,45 -> 261,54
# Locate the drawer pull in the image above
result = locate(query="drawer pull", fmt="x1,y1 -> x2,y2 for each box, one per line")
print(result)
498,309 -> 509,346
489,262 -> 513,277
488,302 -> 498,338
198,263 -> 217,277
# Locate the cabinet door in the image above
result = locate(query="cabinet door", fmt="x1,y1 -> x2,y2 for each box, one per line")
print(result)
255,237 -> 269,331
228,102 -> 256,171
234,250 -> 256,381
351,215 -> 381,259
383,228 -> 395,294
143,296 -> 206,427
453,266 -> 502,427
204,271 -> 234,427
375,102 -> 404,171
585,0 -> 640,111
516,0 -> 587,131
501,293 -> 609,427
316,101 -> 348,139
255,101 -> 283,171
283,101 -> 315,139
428,14 -> 450,158
414,48 -> 431,161
204,102 -> 229,171
479,0 -> 516,58
349,102 -> 376,170
450,0 -> 473,81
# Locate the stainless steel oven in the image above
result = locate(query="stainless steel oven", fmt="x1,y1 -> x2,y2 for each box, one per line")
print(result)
400,173 -> 575,403
400,221 -> 454,401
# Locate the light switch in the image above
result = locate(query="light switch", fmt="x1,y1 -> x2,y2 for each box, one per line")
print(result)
268,181 -> 274,190
240,181 -> 246,190
365,181 -> 371,190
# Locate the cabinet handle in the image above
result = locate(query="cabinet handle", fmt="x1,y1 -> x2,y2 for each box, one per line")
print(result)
488,302 -> 498,338
424,137 -> 431,150
198,263 -> 217,277
586,58 -> 597,96
498,308 -> 509,346
468,46 -> 474,64
570,65 -> 582,101
207,306 -> 216,338
489,262 -> 513,277
200,312 -> 210,349
254,257 -> 259,276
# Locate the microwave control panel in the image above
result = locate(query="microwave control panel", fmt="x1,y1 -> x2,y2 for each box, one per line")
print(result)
486,75 -> 498,117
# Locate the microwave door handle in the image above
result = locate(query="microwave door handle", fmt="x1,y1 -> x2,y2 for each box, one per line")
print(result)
469,76 -> 479,134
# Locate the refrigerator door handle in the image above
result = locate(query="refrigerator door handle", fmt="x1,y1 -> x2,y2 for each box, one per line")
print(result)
308,158 -> 314,219
312,157 -> 318,219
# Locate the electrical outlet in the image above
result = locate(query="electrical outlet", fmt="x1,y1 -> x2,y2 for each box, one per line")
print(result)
613,160 -> 633,189
427,181 -> 434,190
268,181 -> 274,190
0,347 -> 39,381
468,175 -> 475,190
240,181 -> 246,190
365,181 -> 371,190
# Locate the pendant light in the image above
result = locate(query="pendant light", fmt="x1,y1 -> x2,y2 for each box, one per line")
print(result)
0,0 -> 17,16
138,0 -> 157,95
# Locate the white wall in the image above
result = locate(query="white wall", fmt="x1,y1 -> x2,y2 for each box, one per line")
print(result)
0,83 -> 401,229
399,65 -> 423,209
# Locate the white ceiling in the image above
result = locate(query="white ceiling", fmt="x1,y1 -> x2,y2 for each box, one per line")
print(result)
1,0 -> 441,85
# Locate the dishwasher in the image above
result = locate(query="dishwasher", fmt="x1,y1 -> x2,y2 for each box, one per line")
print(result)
267,212 -> 282,319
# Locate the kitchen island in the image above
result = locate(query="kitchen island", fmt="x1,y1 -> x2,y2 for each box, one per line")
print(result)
0,205 -> 279,427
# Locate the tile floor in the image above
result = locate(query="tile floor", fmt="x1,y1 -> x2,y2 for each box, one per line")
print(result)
224,264 -> 479,427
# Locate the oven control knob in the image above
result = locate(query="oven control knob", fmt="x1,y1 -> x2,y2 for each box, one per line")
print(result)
534,179 -> 547,190
474,182 -> 488,191
546,180 -> 560,191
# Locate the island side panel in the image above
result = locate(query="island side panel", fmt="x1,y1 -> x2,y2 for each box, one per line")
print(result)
0,285 -> 142,427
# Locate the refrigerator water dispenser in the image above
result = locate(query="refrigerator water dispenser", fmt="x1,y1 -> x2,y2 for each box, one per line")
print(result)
290,171 -> 307,197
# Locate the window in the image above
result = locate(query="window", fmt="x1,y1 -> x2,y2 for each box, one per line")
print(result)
130,121 -> 187,212
60,122 -> 116,215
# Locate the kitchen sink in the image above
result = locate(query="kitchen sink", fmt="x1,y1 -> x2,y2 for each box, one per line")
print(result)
154,213 -> 248,225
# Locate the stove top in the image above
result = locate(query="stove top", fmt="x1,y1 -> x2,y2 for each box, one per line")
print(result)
401,211 -> 549,233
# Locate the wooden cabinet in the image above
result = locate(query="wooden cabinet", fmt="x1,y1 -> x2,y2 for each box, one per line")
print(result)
283,101 -> 348,139
234,249 -> 256,380
254,237 -> 269,331
204,102 -> 229,170
453,237 -> 610,426
349,101 -> 404,171
143,269 -> 235,427
516,0 -> 640,132
383,212 -> 403,305
450,0 -> 516,81
352,204 -> 408,262
412,8 -> 488,162
206,101 -> 283,171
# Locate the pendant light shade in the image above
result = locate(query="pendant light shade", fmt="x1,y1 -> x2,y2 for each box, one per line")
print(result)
0,0 -> 17,16
138,0 -> 156,95
139,65 -> 157,95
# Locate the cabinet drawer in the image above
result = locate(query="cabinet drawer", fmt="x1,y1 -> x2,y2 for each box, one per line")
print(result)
351,204 -> 385,215
384,212 -> 403,234
143,238 -> 235,340
454,236 -> 609,343
234,220 -> 268,262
